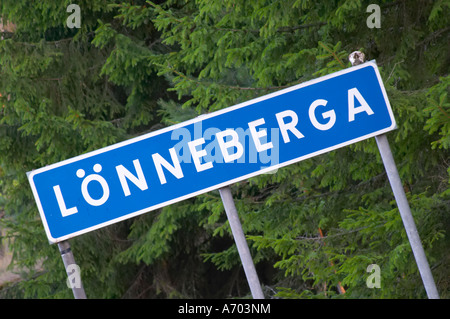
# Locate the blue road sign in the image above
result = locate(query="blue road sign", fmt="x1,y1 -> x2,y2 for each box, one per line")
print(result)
28,61 -> 396,243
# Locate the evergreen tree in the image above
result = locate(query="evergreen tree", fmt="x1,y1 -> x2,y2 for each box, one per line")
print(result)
0,0 -> 448,298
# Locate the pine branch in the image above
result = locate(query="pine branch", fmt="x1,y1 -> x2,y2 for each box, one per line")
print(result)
416,26 -> 450,47
160,62 -> 304,92
318,41 -> 345,68
213,22 -> 326,34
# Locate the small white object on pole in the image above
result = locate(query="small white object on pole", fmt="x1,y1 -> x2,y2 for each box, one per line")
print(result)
219,186 -> 265,299
349,52 -> 440,299
348,51 -> 366,66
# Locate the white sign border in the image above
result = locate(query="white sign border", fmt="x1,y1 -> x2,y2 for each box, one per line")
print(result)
27,60 -> 396,244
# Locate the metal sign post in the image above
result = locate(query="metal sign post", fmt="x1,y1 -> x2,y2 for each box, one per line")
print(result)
58,240 -> 87,299
219,186 -> 264,299
349,51 -> 439,299
375,134 -> 439,299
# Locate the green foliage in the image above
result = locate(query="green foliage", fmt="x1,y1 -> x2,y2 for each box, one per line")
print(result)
424,75 -> 450,149
0,0 -> 448,299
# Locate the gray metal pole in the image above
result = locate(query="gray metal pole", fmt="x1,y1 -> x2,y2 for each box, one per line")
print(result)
375,134 -> 439,299
219,186 -> 265,299
58,240 -> 87,299
348,51 -> 439,299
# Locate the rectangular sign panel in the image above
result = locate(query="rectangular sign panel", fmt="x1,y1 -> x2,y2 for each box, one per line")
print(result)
28,61 -> 396,243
